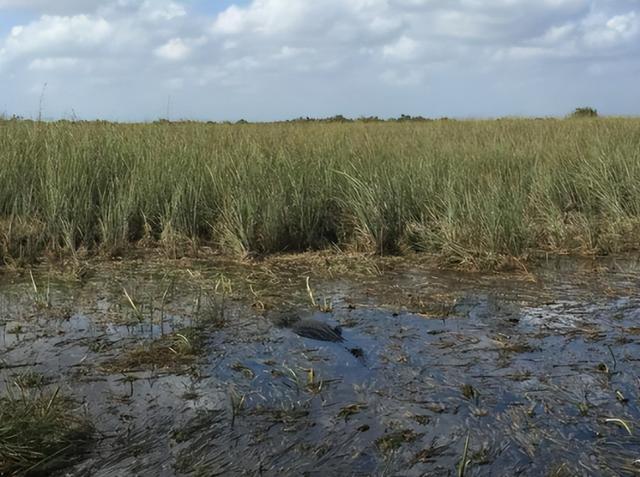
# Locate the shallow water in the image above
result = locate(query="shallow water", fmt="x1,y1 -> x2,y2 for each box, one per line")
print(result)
1,258 -> 640,476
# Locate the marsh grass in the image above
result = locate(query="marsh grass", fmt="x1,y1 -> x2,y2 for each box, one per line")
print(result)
0,386 -> 93,476
1,118 -> 640,269
376,429 -> 421,454
11,371 -> 47,390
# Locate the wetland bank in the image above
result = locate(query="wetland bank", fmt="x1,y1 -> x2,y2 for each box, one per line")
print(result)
1,118 -> 640,475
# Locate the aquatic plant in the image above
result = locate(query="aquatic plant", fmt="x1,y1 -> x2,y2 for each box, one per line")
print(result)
305,276 -> 333,312
0,387 -> 93,476
104,327 -> 205,372
228,385 -> 246,428
458,431 -> 471,477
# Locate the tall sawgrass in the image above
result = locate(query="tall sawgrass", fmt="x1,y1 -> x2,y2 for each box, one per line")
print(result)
1,118 -> 639,267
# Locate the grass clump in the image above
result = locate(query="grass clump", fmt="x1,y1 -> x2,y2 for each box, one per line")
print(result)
11,371 -> 47,390
1,118 -> 640,268
376,429 -> 421,454
0,387 -> 93,476
105,327 -> 205,372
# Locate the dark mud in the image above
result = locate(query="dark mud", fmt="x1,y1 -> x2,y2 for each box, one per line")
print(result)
1,257 -> 640,476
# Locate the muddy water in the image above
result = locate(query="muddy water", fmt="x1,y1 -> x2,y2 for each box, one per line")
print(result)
1,258 -> 639,476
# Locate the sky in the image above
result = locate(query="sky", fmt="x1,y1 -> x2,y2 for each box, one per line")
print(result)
0,0 -> 639,121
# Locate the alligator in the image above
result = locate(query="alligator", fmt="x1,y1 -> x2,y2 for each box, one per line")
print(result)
290,318 -> 344,342
272,314 -> 364,360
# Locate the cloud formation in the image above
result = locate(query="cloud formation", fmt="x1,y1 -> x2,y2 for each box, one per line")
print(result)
1,0 -> 639,120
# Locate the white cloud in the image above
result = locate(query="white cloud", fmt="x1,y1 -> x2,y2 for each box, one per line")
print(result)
383,35 -> 419,60
583,11 -> 639,47
0,0 -> 639,120
28,57 -> 78,70
155,38 -> 191,60
212,5 -> 246,34
3,15 -> 112,58
139,0 -> 186,22
211,0 -> 393,39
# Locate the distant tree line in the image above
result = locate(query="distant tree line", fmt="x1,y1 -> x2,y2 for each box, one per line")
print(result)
1,108 -> 600,125
568,107 -> 598,118
282,114 -> 437,123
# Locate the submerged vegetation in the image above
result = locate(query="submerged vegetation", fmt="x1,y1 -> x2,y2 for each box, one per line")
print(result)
1,117 -> 640,268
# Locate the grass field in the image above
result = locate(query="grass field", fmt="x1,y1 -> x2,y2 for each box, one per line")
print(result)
1,117 -> 639,269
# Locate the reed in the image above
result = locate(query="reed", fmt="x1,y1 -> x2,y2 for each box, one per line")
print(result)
1,117 -> 639,268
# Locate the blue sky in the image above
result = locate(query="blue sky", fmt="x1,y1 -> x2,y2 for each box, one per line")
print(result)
0,0 -> 639,121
